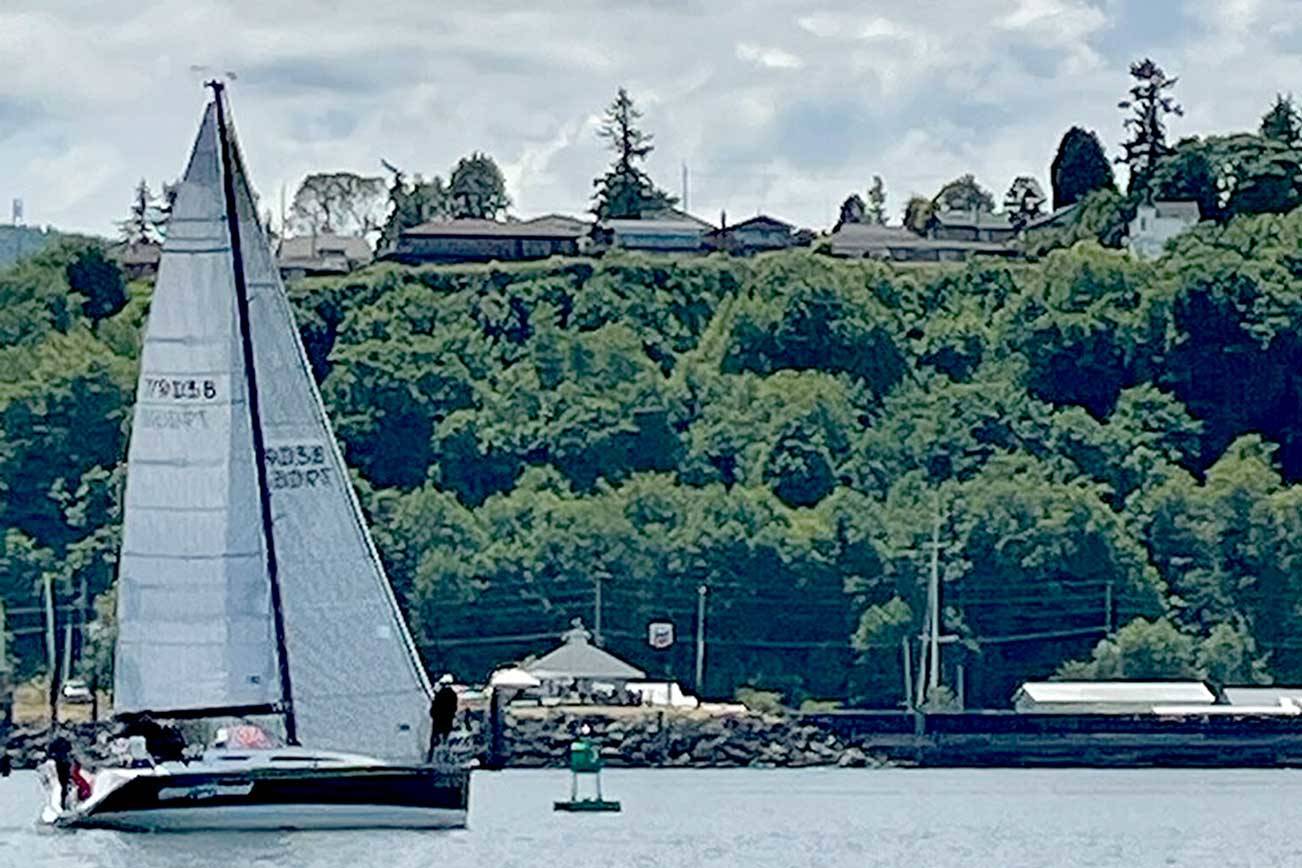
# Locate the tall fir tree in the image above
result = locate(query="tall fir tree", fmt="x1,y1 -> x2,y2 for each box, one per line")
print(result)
866,176 -> 887,225
1118,58 -> 1183,196
591,88 -> 677,219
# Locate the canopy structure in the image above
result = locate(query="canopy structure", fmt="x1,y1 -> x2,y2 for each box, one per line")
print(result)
488,667 -> 542,690
524,622 -> 645,683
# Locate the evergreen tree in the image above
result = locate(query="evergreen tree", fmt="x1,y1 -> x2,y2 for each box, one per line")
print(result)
118,179 -> 165,245
1050,127 -> 1116,209
379,167 -> 451,250
836,194 -> 865,229
448,152 -> 511,220
866,176 -> 887,225
591,87 -> 677,219
65,244 -> 126,328
1260,93 -> 1301,146
1118,58 -> 1183,196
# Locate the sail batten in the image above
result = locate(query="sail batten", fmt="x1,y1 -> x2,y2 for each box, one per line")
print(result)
115,91 -> 432,761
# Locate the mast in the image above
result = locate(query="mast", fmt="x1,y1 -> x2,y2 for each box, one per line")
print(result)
209,81 -> 298,745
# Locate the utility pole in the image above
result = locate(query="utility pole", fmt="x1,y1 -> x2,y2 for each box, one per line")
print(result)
681,162 -> 689,213
695,585 -> 708,696
1105,580 -> 1114,636
901,636 -> 914,711
927,501 -> 941,699
593,574 -> 604,648
43,574 -> 58,725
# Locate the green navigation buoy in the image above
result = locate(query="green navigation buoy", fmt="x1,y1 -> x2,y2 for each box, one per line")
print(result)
554,730 -> 621,813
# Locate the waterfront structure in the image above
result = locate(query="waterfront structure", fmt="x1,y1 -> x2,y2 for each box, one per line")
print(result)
1012,681 -> 1215,714
523,621 -> 646,698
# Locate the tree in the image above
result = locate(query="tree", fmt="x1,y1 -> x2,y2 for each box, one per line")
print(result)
1118,58 -> 1183,196
836,194 -> 865,229
1050,127 -> 1116,209
933,174 -> 995,213
591,87 -> 677,219
448,152 -> 511,220
1260,93 -> 1301,146
66,245 -> 126,328
378,167 -> 451,250
118,179 -> 165,244
866,176 -> 887,225
1058,618 -> 1198,680
902,196 -> 934,235
1150,138 -> 1221,219
1003,176 -> 1046,231
289,172 -> 387,236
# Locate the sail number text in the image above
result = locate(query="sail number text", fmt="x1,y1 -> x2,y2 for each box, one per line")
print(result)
266,443 -> 331,490
144,377 -> 219,401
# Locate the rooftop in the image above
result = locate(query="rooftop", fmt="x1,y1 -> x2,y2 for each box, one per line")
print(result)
523,621 -> 646,681
403,217 -> 585,239
1014,681 -> 1215,704
278,233 -> 372,263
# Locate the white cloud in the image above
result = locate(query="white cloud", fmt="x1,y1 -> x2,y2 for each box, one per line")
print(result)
736,42 -> 804,70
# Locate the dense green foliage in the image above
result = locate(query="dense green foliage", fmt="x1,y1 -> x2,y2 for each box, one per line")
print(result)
4,206 -> 1302,708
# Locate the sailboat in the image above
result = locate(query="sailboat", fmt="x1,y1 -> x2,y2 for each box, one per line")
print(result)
39,83 -> 470,831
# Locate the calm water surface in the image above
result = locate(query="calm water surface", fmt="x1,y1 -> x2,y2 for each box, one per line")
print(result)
0,767 -> 1297,868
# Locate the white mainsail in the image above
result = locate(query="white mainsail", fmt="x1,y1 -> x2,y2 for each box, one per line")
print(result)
114,103 -> 281,715
115,92 -> 433,762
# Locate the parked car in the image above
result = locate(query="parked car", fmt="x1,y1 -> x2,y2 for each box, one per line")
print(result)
61,678 -> 92,704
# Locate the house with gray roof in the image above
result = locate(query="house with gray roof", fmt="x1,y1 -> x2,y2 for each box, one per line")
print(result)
827,222 -> 1017,263
385,216 -> 584,264
277,233 -> 372,280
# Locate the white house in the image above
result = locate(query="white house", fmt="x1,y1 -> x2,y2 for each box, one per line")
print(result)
1126,200 -> 1201,260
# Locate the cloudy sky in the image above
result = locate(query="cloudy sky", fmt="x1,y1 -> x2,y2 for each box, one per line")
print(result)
2,0 -> 1299,236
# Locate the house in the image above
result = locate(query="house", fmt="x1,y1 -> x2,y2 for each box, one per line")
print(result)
385,217 -> 584,264
1127,200 -> 1200,260
827,222 -> 1017,263
522,621 -> 646,700
706,214 -> 805,255
929,210 -> 1018,244
277,233 -> 372,280
593,211 -> 714,254
109,240 -> 163,281
1012,681 -> 1215,714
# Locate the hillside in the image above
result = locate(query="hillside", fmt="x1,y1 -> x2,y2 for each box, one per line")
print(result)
3,210 -> 1302,708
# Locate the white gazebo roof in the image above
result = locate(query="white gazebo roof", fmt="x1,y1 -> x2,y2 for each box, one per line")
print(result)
524,621 -> 646,681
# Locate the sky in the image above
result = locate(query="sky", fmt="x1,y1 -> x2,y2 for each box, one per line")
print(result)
1,0 -> 1300,237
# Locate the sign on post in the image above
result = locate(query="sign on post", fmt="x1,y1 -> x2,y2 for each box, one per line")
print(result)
647,621 -> 675,650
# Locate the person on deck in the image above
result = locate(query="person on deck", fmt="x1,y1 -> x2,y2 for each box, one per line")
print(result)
427,676 -> 459,761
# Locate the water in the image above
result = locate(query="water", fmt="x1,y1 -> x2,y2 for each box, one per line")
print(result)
1,767 -> 1299,868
